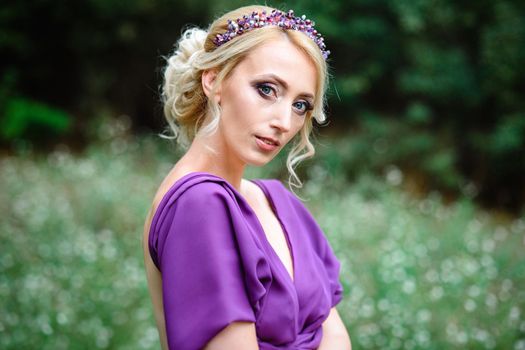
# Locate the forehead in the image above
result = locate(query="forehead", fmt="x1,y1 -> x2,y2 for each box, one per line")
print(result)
233,38 -> 317,95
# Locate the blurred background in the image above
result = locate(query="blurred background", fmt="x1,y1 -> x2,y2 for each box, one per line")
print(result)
1,0 -> 524,349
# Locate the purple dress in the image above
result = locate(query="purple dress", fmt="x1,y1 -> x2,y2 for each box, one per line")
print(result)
148,172 -> 344,350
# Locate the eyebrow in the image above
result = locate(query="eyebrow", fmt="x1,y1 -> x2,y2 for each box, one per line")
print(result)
255,73 -> 315,100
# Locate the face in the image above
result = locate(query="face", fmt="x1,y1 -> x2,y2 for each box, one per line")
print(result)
207,37 -> 317,167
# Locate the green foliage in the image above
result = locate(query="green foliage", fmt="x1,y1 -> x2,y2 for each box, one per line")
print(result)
481,2 -> 525,104
0,97 -> 71,141
310,113 -> 464,191
0,135 -> 168,349
398,42 -> 478,104
486,113 -> 525,156
1,0 -> 524,208
304,0 -> 525,209
310,173 -> 525,349
1,134 -> 523,349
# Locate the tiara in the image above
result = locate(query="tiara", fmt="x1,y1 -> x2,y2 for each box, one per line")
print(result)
213,9 -> 330,60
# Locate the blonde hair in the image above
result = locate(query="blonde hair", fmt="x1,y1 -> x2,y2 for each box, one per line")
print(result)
161,5 -> 329,189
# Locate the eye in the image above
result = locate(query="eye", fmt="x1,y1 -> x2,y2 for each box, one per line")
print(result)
293,100 -> 313,115
256,83 -> 276,98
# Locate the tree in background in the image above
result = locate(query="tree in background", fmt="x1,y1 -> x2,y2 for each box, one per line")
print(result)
1,0 -> 524,212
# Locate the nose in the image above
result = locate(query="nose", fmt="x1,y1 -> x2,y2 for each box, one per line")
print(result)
269,102 -> 292,133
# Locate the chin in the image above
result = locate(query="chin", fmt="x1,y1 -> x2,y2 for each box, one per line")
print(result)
244,154 -> 277,167
247,158 -> 271,167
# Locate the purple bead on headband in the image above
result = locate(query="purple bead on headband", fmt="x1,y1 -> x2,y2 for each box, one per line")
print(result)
213,9 -> 331,60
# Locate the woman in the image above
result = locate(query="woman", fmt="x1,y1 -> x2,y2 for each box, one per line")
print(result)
143,5 -> 351,350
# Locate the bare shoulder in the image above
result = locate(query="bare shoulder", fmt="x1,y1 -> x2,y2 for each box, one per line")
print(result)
143,168 -> 191,242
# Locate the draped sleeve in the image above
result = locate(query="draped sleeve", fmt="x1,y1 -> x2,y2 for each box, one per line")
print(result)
151,182 -> 257,350
279,183 -> 344,308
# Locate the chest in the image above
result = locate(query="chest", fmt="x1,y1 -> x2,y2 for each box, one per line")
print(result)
249,200 -> 295,282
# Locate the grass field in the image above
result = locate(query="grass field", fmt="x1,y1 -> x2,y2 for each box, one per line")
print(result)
1,131 -> 524,349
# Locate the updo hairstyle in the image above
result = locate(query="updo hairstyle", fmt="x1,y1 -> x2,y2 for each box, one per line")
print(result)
161,5 -> 329,188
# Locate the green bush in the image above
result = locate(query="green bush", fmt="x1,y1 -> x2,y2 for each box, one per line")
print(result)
306,113 -> 464,193
0,97 -> 71,141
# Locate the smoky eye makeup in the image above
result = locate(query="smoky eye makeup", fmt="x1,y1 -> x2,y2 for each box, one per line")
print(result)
255,82 -> 276,97
253,81 -> 278,98
253,80 -> 314,115
294,100 -> 314,115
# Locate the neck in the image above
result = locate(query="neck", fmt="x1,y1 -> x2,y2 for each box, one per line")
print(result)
176,133 -> 246,192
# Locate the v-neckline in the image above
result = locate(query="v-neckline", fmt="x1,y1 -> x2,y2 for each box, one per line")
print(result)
248,179 -> 296,286
151,171 -> 297,286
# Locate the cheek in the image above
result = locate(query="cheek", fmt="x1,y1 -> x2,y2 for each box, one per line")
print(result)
293,119 -> 306,135
222,89 -> 260,126
285,123 -> 305,144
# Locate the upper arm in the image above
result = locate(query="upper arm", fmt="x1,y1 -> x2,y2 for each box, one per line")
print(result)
204,321 -> 259,350
322,307 -> 349,337
319,307 -> 352,350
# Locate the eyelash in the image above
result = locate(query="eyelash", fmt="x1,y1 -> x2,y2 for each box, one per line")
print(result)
256,83 -> 313,115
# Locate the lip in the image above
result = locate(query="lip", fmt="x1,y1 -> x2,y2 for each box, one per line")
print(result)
255,135 -> 280,147
255,135 -> 280,152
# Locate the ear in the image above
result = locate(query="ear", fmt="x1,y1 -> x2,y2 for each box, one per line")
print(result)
201,69 -> 221,105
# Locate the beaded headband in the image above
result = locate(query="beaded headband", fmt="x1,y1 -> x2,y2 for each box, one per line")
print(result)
213,9 -> 330,60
